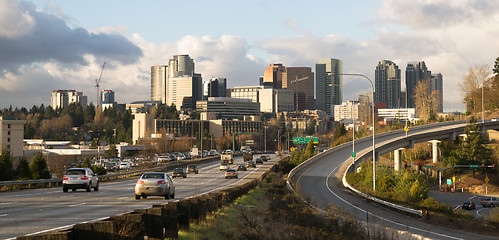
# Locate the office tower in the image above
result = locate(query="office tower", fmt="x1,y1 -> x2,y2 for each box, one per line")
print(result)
51,90 -> 87,109
150,55 -> 202,110
283,67 -> 315,111
206,78 -> 227,98
316,58 -> 342,116
151,65 -> 167,102
101,90 -> 115,104
263,63 -> 286,89
431,73 -> 443,113
375,60 -> 401,109
406,61 -> 431,108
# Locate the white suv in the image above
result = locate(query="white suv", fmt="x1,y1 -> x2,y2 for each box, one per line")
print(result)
63,168 -> 99,192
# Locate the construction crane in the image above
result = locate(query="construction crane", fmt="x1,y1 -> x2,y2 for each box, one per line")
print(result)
95,62 -> 106,107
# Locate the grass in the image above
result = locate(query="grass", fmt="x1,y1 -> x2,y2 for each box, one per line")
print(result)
173,170 -> 420,240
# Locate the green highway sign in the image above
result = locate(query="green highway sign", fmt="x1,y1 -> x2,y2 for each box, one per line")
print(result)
352,152 -> 356,158
424,165 -> 434,168
293,137 -> 319,144
469,165 -> 481,168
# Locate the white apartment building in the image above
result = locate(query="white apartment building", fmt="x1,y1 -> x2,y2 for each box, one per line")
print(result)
333,101 -> 360,121
51,90 -> 87,109
0,116 -> 26,157
377,108 -> 417,122
230,86 -> 293,113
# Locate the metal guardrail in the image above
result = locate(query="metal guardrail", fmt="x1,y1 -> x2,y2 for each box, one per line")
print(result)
286,121 -> 468,218
0,156 -> 219,191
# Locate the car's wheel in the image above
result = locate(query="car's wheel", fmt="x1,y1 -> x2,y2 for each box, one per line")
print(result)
225,176 -> 228,179
142,195 -> 147,199
86,182 -> 92,192
63,188 -> 68,192
491,203 -> 495,207
236,176 -> 238,179
170,189 -> 175,199
164,194 -> 170,200
183,175 -> 186,178
135,195 -> 141,200
94,182 -> 99,191
72,189 -> 76,192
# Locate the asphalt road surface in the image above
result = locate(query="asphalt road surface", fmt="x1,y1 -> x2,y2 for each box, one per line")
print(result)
293,123 -> 499,240
0,154 -> 279,240
430,191 -> 499,219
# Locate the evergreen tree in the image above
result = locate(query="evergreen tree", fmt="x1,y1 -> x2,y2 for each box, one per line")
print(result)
30,153 -> 52,179
106,144 -> 118,158
493,57 -> 499,76
0,149 -> 15,181
16,158 -> 32,180
457,117 -> 492,165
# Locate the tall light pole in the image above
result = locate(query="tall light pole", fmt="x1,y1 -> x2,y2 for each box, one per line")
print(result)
329,83 -> 356,167
331,73 -> 376,191
482,79 -> 485,124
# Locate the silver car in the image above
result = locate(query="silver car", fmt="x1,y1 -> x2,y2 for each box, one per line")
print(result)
135,172 -> 175,200
63,168 -> 99,192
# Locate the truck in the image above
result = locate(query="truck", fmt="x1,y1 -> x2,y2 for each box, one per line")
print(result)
220,150 -> 233,164
243,151 -> 253,162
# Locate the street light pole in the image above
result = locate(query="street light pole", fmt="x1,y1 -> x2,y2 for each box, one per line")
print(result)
329,83 -> 356,168
335,73 -> 376,191
482,80 -> 485,124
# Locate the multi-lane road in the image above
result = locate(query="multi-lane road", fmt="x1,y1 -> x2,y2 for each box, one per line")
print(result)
292,122 -> 499,240
0,154 -> 278,240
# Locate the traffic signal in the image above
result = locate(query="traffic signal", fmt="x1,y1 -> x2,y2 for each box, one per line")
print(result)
482,164 -> 485,167
418,162 -> 422,170
404,162 -> 407,168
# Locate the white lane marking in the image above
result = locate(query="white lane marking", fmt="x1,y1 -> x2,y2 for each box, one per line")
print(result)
0,214 -> 7,217
0,202 -> 16,205
476,208 -> 486,217
324,162 -> 464,240
68,203 -> 86,207
469,195 -> 476,200
454,205 -> 461,210
118,197 -> 128,200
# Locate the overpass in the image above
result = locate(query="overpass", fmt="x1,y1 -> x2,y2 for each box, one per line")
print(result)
290,120 -> 499,240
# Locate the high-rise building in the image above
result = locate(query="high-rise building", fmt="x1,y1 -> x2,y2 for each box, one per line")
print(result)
205,78 -> 227,98
431,73 -> 443,113
283,67 -> 315,111
150,55 -> 202,110
0,115 -> 26,157
51,90 -> 87,109
316,58 -> 342,116
101,90 -> 115,110
375,60 -> 401,109
263,63 -> 286,89
151,65 -> 167,102
406,61 -> 431,108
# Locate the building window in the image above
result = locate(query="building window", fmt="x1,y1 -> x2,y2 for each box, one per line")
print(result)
8,124 -> 11,128
7,145 -> 10,149
8,131 -> 10,135
7,138 -> 10,142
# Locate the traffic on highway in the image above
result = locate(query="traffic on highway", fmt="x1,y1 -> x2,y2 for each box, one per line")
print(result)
0,153 -> 279,240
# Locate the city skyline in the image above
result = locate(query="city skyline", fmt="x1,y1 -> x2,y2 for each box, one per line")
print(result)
1,0 -> 498,112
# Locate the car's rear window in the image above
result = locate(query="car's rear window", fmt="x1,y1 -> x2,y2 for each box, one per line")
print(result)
174,168 -> 183,171
142,173 -> 164,179
227,169 -> 236,173
66,169 -> 85,175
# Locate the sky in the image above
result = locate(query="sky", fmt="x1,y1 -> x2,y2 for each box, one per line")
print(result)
1,0 -> 498,112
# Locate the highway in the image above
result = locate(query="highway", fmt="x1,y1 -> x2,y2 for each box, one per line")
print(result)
292,122 -> 499,240
0,154 -> 278,240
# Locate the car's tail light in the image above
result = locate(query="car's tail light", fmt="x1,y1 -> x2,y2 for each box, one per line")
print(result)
63,177 -> 68,180
137,180 -> 144,184
157,180 -> 166,184
81,176 -> 88,180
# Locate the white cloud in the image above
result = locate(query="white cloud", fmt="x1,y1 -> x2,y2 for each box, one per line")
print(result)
0,0 -> 36,38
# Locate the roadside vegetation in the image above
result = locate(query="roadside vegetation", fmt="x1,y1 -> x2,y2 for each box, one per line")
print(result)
175,169 -> 407,240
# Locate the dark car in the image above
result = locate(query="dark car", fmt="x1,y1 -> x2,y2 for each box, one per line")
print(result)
186,164 -> 199,174
261,155 -> 269,162
246,161 -> 256,168
236,164 -> 247,171
172,168 -> 187,178
461,201 -> 476,210
255,158 -> 263,164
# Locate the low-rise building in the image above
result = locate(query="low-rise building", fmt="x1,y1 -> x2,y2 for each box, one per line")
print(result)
196,97 -> 260,120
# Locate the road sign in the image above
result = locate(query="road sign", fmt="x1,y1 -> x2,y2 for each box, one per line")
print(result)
424,165 -> 434,168
292,137 -> 319,144
469,165 -> 481,168
290,147 -> 295,152
447,179 -> 452,185
485,176 -> 489,183
404,127 -> 409,132
352,152 -> 356,158
452,176 -> 455,182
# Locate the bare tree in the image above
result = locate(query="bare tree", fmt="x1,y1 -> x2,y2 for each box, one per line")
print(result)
459,65 -> 490,113
414,80 -> 439,121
